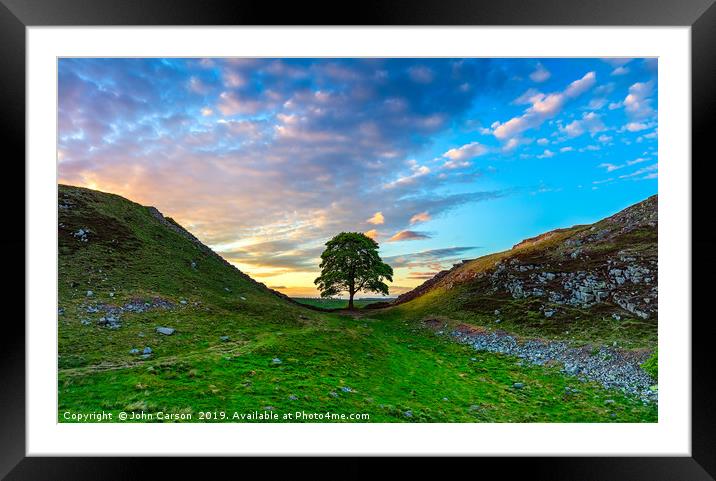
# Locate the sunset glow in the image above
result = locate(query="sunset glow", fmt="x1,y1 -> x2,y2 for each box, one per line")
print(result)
58,58 -> 657,297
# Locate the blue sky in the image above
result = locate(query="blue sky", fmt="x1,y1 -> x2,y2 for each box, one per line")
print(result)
58,58 -> 657,296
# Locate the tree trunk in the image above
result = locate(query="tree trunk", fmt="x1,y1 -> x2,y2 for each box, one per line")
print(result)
348,291 -> 355,310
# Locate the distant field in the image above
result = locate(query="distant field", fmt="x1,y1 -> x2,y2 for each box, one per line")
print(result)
292,298 -> 392,310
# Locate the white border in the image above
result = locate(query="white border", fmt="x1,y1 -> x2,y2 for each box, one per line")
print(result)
27,26 -> 691,456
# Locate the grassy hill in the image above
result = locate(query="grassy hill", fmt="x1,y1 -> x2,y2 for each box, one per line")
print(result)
373,196 -> 658,350
58,185 -> 657,422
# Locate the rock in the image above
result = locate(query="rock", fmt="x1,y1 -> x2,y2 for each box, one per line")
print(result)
240,296 -> 247,301
340,386 -> 352,393
109,292 -> 115,297
155,327 -> 175,335
190,261 -> 197,269
141,354 -> 151,359
329,391 -> 339,398
263,406 -> 275,411
143,347 -> 152,355
442,397 -> 449,401
404,410 -> 413,418
494,309 -> 501,315
604,399 -> 615,405
129,348 -> 139,354
495,319 -> 501,324
86,290 -> 94,297
224,287 -> 231,292
288,395 -> 298,401
544,309 -> 555,318
512,382 -> 525,389
220,335 -> 230,342
271,358 -> 282,364
612,313 -> 621,321
180,299 -> 187,305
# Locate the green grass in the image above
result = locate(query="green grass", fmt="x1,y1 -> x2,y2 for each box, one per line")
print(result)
59,309 -> 656,423
291,297 -> 384,310
58,185 -> 657,423
373,284 -> 657,350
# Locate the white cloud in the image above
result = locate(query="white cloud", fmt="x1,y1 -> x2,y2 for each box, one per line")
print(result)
624,80 -> 655,119
537,149 -> 555,159
530,63 -> 551,83
611,66 -> 630,76
561,111 -> 606,138
625,122 -> 650,132
537,138 -> 549,146
443,142 -> 488,161
492,72 -> 596,141
560,146 -> 574,153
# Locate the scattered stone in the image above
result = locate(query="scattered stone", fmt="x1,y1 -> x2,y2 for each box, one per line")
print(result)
495,319 -> 501,324
612,314 -> 621,321
220,336 -> 230,342
604,399 -> 615,405
404,410 -> 413,418
129,348 -> 139,354
512,382 -> 525,389
58,308 -> 65,316
263,406 -> 274,411
109,292 -> 115,297
224,287 -> 231,292
289,395 -> 298,401
141,354 -> 151,359
271,358 -> 282,364
329,391 -> 339,398
240,296 -> 247,301
442,397 -> 449,401
80,319 -> 91,326
156,327 -> 175,335
180,299 -> 187,305
340,386 -> 352,393
494,309 -> 501,315
86,290 -> 94,297
143,347 -> 152,355
544,309 -> 556,318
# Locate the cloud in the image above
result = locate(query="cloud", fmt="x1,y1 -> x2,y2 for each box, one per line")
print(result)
618,163 -> 658,179
537,149 -> 555,159
623,80 -> 655,119
443,142 -> 488,162
530,63 -> 551,82
409,211 -> 431,224
388,230 -> 432,242
599,163 -> 623,172
625,122 -> 650,132
560,111 -> 606,137
384,246 -> 481,270
492,71 -> 596,141
364,229 -> 379,240
366,211 -> 385,225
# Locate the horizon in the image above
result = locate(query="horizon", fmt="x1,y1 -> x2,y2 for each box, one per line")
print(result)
58,58 -> 658,297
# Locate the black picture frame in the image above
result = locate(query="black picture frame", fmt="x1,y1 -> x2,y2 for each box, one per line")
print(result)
2,0 -> 714,478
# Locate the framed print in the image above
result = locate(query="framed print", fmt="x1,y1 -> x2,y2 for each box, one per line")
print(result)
3,0 -> 716,478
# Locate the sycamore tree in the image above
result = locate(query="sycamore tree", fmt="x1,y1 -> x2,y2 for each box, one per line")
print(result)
314,232 -> 393,310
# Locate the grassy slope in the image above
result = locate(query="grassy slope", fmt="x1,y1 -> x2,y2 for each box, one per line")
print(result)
58,185 -> 656,422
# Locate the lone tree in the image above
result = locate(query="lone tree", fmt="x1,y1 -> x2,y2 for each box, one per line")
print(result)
314,232 -> 393,310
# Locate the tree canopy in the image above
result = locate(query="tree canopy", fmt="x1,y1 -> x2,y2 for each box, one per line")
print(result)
314,232 -> 393,309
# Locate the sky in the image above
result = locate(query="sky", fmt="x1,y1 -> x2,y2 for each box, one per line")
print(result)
58,58 -> 658,297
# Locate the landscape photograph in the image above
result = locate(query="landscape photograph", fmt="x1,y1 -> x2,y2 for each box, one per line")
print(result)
58,57 -> 658,423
